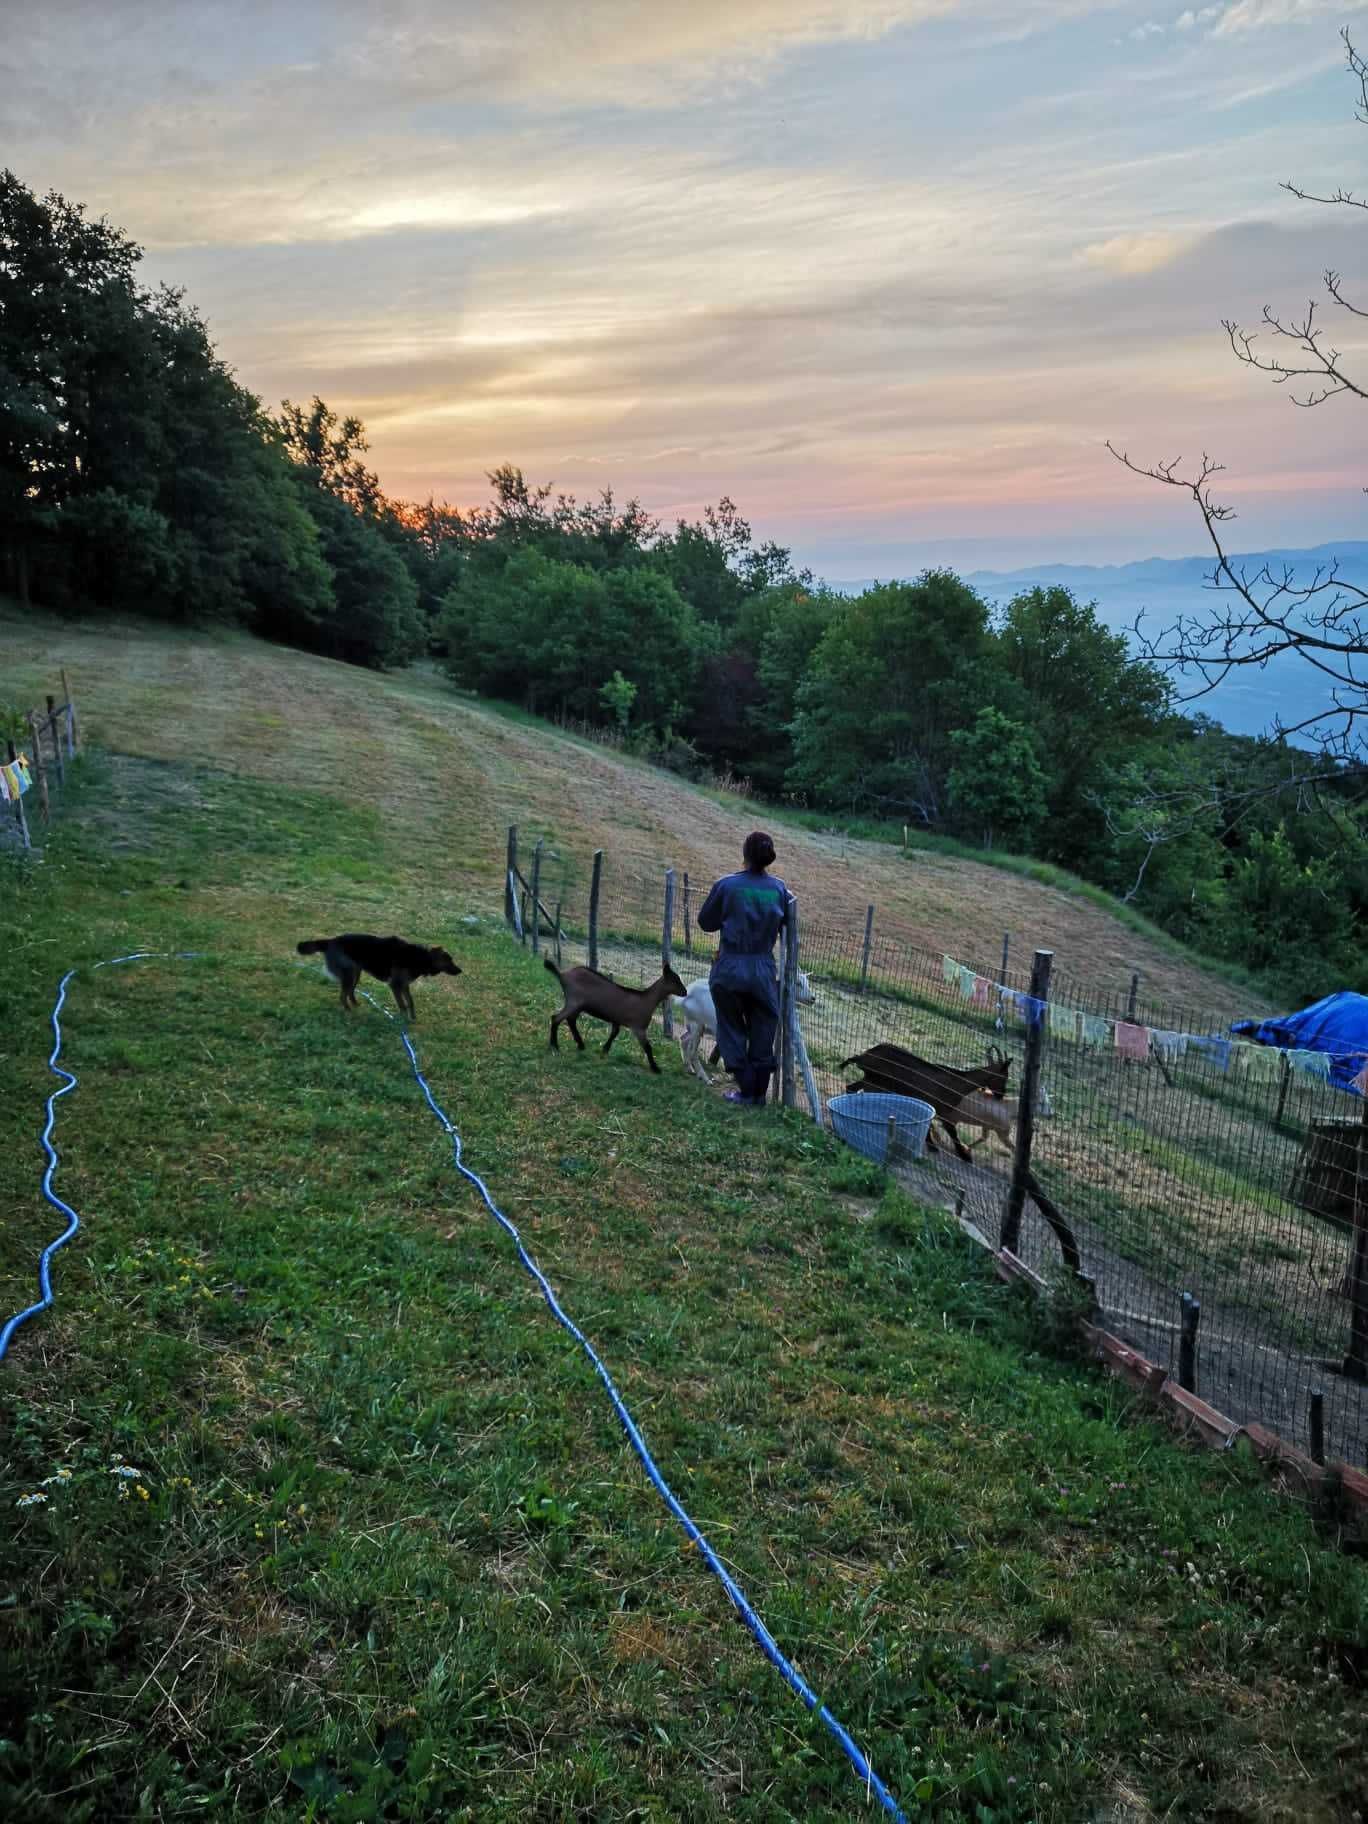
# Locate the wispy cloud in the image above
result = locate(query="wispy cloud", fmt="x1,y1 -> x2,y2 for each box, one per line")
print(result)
1212,0 -> 1368,36
5,0 -> 1366,566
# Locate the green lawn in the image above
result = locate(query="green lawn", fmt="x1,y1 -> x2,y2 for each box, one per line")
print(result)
2,750 -> 1367,1823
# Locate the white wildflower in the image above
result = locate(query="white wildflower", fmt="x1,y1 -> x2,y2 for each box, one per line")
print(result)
109,1465 -> 144,1479
15,1492 -> 47,1508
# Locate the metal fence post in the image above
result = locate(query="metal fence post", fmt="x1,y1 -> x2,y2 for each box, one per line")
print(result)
683,871 -> 692,956
1001,948 -> 1053,1254
530,839 -> 544,957
859,904 -> 875,993
662,869 -> 675,1039
588,849 -> 603,971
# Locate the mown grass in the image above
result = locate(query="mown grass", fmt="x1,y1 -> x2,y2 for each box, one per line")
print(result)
2,750 -> 1368,1822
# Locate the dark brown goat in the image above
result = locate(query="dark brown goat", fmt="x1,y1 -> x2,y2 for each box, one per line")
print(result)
840,1043 -> 1011,1161
545,960 -> 686,1074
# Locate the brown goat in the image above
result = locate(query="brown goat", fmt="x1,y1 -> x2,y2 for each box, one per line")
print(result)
840,1043 -> 1012,1161
545,960 -> 686,1074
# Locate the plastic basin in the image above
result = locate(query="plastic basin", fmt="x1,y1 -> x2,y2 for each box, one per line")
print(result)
827,1092 -> 936,1165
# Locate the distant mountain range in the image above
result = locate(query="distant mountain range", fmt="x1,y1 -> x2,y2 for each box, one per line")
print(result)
825,542 -> 1368,742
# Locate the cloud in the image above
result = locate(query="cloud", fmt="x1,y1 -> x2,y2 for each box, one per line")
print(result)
1211,0 -> 1368,36
1080,229 -> 1195,273
1175,5 -> 1222,27
1129,20 -> 1167,39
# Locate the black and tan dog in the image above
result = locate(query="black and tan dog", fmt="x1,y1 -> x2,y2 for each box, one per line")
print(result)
296,934 -> 461,1019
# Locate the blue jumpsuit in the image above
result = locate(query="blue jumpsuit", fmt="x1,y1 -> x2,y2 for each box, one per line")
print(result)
696,868 -> 790,1100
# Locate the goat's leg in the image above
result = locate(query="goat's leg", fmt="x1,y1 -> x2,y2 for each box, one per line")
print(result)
567,1015 -> 587,1050
941,1120 -> 974,1163
549,1012 -> 562,1050
683,1025 -> 711,1083
633,1028 -> 661,1074
601,1023 -> 620,1055
707,1042 -> 721,1068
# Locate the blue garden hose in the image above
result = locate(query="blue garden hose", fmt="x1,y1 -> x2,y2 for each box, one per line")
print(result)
0,952 -> 201,1363
373,994 -> 910,1822
4,956 -> 909,1821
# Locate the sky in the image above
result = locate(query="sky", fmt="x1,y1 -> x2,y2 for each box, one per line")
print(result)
6,0 -> 1368,574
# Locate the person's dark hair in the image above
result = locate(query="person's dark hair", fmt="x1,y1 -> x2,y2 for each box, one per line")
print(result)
742,830 -> 776,870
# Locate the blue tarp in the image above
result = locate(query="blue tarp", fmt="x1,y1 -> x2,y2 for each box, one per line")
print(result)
1231,991 -> 1368,1095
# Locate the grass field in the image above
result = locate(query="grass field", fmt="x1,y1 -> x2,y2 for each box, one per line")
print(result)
0,605 -> 1265,1018
3,616 -> 1368,1821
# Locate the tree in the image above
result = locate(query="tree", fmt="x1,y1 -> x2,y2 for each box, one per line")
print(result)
599,670 -> 637,731
789,572 -> 996,818
1,169 -> 144,603
946,708 -> 1047,850
995,585 -> 1170,863
278,396 -> 382,515
1110,30 -> 1368,760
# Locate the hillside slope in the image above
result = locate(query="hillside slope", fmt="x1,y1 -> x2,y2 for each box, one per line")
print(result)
1,608 -> 1255,1016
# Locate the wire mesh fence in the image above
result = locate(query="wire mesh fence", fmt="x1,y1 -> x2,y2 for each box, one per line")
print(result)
505,827 -> 1368,1472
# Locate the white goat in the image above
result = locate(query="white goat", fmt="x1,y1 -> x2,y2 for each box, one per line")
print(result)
946,1083 -> 1053,1154
676,972 -> 816,1083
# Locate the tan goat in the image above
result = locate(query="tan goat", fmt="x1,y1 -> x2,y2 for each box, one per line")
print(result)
544,960 -> 686,1075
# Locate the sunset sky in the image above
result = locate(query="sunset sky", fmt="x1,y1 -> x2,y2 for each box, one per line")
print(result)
8,0 -> 1368,573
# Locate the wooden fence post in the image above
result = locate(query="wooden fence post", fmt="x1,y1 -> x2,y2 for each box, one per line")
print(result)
1001,948 -> 1054,1254
25,710 -> 49,823
530,840 -> 544,957
1126,971 -> 1140,1023
1342,1099 -> 1368,1382
1000,931 -> 1010,986
859,904 -> 875,994
45,697 -> 65,787
588,849 -> 603,971
1178,1292 -> 1201,1394
553,899 -> 563,967
781,897 -> 799,1108
60,668 -> 78,751
785,900 -> 821,1124
662,869 -> 676,1039
1274,1053 -> 1292,1127
1310,1388 -> 1325,1466
5,739 -> 31,853
505,826 -> 518,929
683,871 -> 692,957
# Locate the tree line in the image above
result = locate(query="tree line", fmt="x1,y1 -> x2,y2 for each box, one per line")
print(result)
3,168 -> 1364,1000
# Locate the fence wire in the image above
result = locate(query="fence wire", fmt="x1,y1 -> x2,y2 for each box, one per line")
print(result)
508,833 -> 1368,1472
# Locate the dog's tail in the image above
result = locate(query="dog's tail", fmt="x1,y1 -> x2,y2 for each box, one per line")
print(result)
296,939 -> 328,956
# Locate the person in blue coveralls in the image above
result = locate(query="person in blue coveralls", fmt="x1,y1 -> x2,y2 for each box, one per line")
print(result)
697,831 -> 792,1106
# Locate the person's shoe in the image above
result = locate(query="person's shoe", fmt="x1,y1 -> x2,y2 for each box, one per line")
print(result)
723,1089 -> 756,1104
